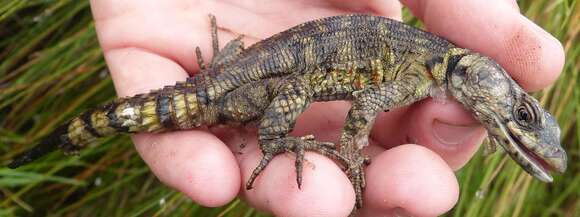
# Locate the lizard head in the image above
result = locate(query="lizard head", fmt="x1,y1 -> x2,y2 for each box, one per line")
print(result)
446,53 -> 567,182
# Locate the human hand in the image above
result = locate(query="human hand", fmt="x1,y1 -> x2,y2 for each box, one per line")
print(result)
89,0 -> 564,216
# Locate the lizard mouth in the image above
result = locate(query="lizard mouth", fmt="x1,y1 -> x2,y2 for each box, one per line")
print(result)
506,130 -> 555,180
493,116 -> 553,182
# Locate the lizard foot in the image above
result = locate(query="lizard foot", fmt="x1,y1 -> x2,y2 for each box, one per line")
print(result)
345,152 -> 371,210
246,135 -> 348,190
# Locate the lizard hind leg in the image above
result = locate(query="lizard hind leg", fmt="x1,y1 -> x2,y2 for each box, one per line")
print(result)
195,14 -> 245,70
194,14 -> 219,70
206,14 -> 247,67
210,35 -> 244,68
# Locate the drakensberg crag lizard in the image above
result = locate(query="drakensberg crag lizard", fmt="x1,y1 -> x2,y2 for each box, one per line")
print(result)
8,14 -> 567,212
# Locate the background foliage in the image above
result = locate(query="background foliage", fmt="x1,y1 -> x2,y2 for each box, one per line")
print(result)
0,0 -> 578,216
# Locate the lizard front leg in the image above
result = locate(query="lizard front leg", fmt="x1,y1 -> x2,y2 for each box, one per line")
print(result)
246,77 -> 348,190
341,79 -> 432,209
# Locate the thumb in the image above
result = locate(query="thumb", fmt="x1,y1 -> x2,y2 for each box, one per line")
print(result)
400,0 -> 564,91
404,99 -> 487,170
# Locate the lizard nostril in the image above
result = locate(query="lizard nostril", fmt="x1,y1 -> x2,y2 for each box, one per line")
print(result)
548,147 -> 565,158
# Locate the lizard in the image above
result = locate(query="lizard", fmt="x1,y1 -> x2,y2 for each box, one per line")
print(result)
7,14 -> 567,212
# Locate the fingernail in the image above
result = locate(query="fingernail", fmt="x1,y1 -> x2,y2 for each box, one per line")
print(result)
392,207 -> 414,217
432,120 -> 482,146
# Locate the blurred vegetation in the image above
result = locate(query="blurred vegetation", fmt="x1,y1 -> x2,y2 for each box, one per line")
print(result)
0,0 -> 577,216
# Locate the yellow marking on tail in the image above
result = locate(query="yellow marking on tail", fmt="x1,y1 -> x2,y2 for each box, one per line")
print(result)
185,91 -> 200,127
173,90 -> 189,129
141,98 -> 162,132
91,110 -> 116,135
115,102 -> 142,132
67,117 -> 96,146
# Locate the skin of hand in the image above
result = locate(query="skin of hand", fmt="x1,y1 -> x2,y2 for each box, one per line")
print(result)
89,0 -> 564,216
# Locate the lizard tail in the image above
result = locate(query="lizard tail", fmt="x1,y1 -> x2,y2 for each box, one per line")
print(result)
7,125 -> 66,168
8,79 -> 217,168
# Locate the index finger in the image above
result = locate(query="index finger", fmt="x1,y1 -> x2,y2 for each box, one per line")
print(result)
401,0 -> 564,91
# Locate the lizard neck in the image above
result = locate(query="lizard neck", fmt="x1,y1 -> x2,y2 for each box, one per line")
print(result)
425,48 -> 471,86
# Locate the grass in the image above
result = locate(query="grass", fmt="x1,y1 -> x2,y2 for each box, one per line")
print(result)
0,0 -> 578,216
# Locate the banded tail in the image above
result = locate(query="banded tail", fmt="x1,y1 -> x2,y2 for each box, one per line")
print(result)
9,14 -> 245,168
8,78 -> 218,169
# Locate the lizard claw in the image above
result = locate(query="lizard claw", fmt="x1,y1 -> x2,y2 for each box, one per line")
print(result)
294,143 -> 305,189
247,136 -> 348,191
347,155 -> 368,209
246,152 -> 274,190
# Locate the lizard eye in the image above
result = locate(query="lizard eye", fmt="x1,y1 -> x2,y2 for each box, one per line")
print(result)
517,107 -> 532,123
514,100 -> 538,127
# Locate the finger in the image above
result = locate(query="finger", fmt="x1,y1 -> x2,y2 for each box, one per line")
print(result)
360,145 -> 458,217
400,0 -> 564,91
90,0 -> 239,73
208,0 -> 403,41
364,0 -> 403,20
230,130 -> 354,217
324,0 -> 403,20
104,48 -> 240,206
374,99 -> 487,170
133,132 -> 240,207
299,99 -> 481,170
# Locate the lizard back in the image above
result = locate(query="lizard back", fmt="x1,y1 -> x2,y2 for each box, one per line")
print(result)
207,15 -> 455,101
